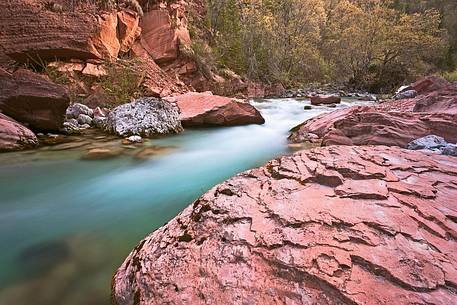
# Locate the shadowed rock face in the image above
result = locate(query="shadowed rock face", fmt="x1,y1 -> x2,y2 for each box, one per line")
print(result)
112,145 -> 457,305
0,68 -> 69,131
0,113 -> 38,151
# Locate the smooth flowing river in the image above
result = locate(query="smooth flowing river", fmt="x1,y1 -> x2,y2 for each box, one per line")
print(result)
0,98 -> 368,305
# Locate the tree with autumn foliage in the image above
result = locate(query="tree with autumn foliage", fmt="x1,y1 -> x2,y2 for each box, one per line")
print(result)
204,0 -> 451,92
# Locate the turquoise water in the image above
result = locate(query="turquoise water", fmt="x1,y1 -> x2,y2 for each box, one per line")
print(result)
0,98 -> 368,305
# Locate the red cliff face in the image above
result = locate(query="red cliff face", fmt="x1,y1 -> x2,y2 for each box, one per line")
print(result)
0,0 -> 124,63
112,145 -> 457,305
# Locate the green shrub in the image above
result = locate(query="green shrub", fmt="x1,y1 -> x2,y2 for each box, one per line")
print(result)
441,70 -> 457,82
98,58 -> 146,106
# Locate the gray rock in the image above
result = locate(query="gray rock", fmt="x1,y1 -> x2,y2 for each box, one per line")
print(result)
77,114 -> 93,126
67,118 -> 79,126
80,124 -> 91,129
395,85 -> 412,95
66,103 -> 93,119
441,144 -> 457,156
407,135 -> 448,150
106,98 -> 183,137
62,121 -> 80,135
394,90 -> 417,100
126,135 -> 143,143
93,116 -> 107,129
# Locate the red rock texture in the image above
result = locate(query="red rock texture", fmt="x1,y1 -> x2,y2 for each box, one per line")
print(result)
290,84 -> 457,148
310,95 -> 342,105
413,84 -> 457,114
0,0 -> 123,63
139,8 -> 190,63
117,9 -> 142,54
0,68 -> 69,131
112,145 -> 457,305
411,76 -> 450,95
131,43 -> 190,97
0,113 -> 38,151
165,92 -> 265,127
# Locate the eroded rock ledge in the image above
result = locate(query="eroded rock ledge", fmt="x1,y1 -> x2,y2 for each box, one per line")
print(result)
112,145 -> 457,305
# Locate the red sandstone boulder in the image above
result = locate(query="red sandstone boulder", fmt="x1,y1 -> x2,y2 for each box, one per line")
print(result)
0,68 -> 69,131
290,105 -> 457,147
310,94 -> 341,105
413,84 -> 457,114
246,82 -> 266,98
265,83 -> 286,98
165,92 -> 265,127
0,113 -> 38,152
322,111 -> 457,147
411,76 -> 450,95
113,145 -> 457,305
0,1 -> 122,63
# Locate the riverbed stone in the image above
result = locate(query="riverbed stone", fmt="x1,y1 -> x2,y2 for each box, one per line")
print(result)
0,113 -> 38,151
310,94 -> 341,105
112,145 -> 457,305
106,98 -> 183,137
441,144 -> 457,156
81,148 -> 123,160
407,135 -> 448,150
77,114 -> 93,126
66,103 -> 94,119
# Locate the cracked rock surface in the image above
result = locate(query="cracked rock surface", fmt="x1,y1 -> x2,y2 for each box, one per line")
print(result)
112,145 -> 457,305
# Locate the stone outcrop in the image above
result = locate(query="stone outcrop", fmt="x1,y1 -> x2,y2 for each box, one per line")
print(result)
138,8 -> 190,63
413,83 -> 457,114
165,92 -> 265,127
0,0 -> 129,63
0,68 -> 70,131
0,113 -> 38,152
310,94 -> 341,105
411,76 -> 450,95
106,98 -> 183,137
290,82 -> 457,148
408,135 -> 457,157
117,9 -> 142,54
112,145 -> 457,305
290,106 -> 457,147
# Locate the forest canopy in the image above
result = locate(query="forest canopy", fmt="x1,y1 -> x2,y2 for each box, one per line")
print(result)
203,0 -> 456,92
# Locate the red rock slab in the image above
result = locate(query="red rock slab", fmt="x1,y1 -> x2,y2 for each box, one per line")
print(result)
166,92 -> 265,127
289,104 -> 457,147
412,76 -> 450,95
112,145 -> 457,305
413,84 -> 457,114
310,95 -> 342,105
0,113 -> 38,152
0,68 -> 69,131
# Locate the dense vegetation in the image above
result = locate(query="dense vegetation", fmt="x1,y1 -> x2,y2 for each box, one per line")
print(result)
201,0 -> 457,92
